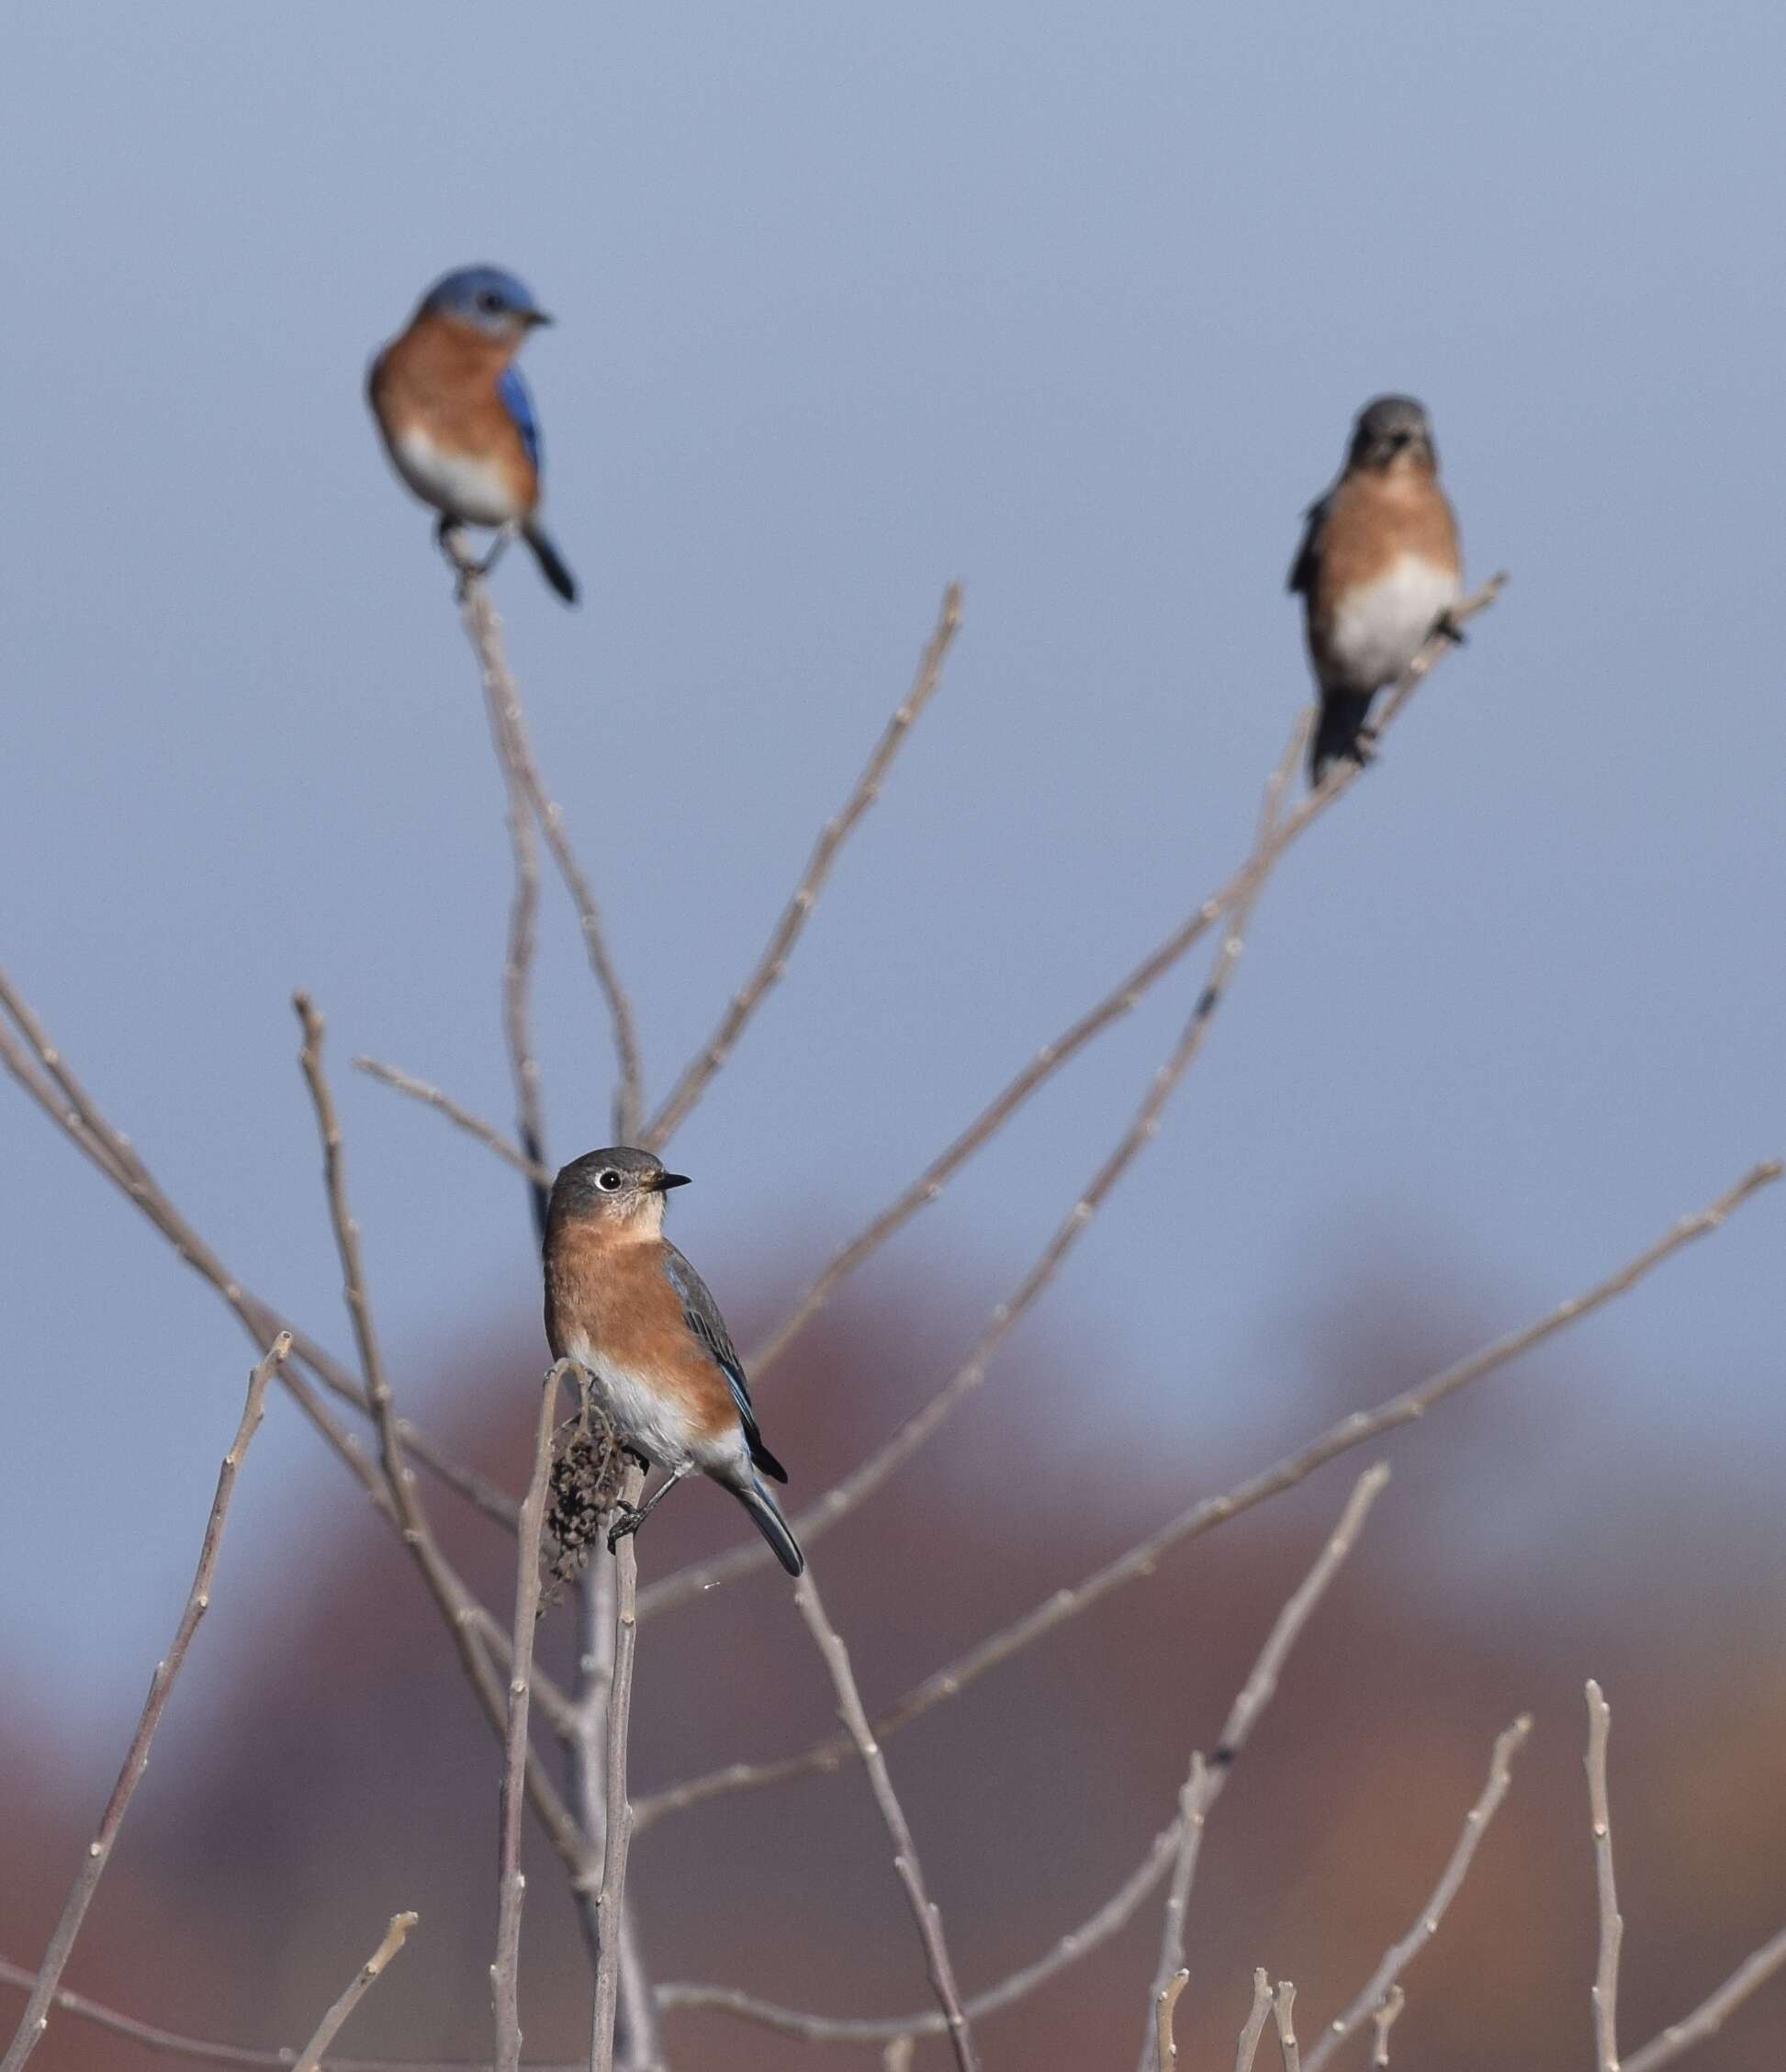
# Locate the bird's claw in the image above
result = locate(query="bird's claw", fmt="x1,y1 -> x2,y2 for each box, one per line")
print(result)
1435,610 -> 1467,647
606,1502 -> 646,1553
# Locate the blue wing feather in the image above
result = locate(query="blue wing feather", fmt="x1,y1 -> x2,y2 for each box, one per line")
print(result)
660,1245 -> 787,1480
497,364 -> 543,473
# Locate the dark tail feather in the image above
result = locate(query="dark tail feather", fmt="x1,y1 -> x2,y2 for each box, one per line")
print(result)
735,1476 -> 804,1576
523,522 -> 578,605
1309,689 -> 1376,786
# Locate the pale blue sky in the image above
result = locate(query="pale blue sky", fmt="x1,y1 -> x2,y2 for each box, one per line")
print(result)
2,3 -> 1781,1742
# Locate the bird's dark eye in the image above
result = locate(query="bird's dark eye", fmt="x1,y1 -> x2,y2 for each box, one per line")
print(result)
597,1170 -> 622,1192
476,288 -> 504,315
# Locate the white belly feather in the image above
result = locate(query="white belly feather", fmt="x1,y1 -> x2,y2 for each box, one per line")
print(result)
1330,553 -> 1460,690
388,425 -> 522,529
558,1331 -> 752,1478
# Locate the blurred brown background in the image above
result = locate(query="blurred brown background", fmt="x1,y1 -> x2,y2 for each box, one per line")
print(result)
6,1230 -> 1783,2070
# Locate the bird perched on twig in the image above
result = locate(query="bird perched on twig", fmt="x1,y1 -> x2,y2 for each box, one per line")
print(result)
1288,395 -> 1464,785
367,264 -> 578,603
543,1147 -> 804,1574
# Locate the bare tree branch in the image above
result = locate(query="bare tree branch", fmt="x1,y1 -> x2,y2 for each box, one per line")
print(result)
638,1159 -> 1777,1820
1300,1717 -> 1533,2072
643,583 -> 963,1149
292,1914 -> 419,2072
0,970 -> 517,1529
1153,1970 -> 1190,2072
590,1462 -> 647,2072
1586,1681 -> 1623,2072
659,1465 -> 1386,2051
0,1335 -> 291,2072
729,577 -> 1504,1393
293,997 -> 593,1881
1623,1924 -> 1786,2072
794,1575 -> 981,2071
1235,1972 -> 1275,2072
1272,1981 -> 1301,2072
354,1056 -> 552,1184
1368,1988 -> 1405,2069
494,1366 -> 573,2072
1136,1466 -> 1390,2072
639,704 -> 1311,1617
455,563 -> 643,1146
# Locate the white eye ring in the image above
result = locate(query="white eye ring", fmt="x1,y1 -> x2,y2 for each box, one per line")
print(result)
597,1170 -> 622,1192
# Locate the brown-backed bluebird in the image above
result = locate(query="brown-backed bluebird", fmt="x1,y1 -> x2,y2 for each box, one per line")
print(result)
367,265 -> 578,603
1288,395 -> 1463,784
543,1148 -> 803,1574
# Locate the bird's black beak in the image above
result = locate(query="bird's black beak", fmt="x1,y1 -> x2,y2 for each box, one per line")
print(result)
525,310 -> 555,329
655,1170 -> 692,1191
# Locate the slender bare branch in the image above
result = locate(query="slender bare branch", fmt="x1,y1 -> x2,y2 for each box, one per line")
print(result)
640,705 -> 1310,1617
661,1468 -> 1385,2054
1368,1988 -> 1405,2069
455,564 -> 642,1145
455,571 -> 553,1228
1623,1923 -> 1786,2072
0,1335 -> 291,2072
293,998 -> 593,1880
729,577 -> 1503,1391
590,1462 -> 646,2072
1272,1981 -> 1301,2072
0,971 -> 516,1529
640,1160 -> 1777,1817
354,1056 -> 551,1184
1235,1971 -> 1275,2072
494,1366 -> 572,2072
1301,1716 -> 1532,2072
1136,1467 -> 1390,2072
795,1575 -> 981,2072
643,582 -> 963,1149
882,2040 -> 915,2072
291,1914 -> 419,2072
1586,1681 -> 1623,2072
1154,1970 -> 1190,2072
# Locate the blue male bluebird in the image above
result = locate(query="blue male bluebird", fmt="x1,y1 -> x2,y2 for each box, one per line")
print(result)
367,264 -> 578,603
543,1147 -> 804,1574
1289,396 -> 1464,784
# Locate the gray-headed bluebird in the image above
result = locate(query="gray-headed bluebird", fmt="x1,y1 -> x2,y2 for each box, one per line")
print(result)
1289,395 -> 1464,784
543,1147 -> 803,1574
367,264 -> 578,603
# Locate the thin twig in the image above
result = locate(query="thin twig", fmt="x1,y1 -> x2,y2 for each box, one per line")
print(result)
882,2041 -> 915,2072
640,705 -> 1310,1617
643,583 -> 963,1149
293,998 -> 594,1882
1136,1467 -> 1389,2072
461,575 -> 553,1232
1623,1923 -> 1786,2072
638,1160 -> 1778,1819
354,1057 -> 551,1184
730,577 -> 1503,1390
291,1914 -> 419,2072
656,1471 -> 1378,2055
0,1335 -> 291,2072
1586,1681 -> 1623,2072
795,1575 -> 982,2072
1154,1971 -> 1190,2072
1301,1716 -> 1532,2072
1368,1988 -> 1405,2069
1272,1981 -> 1301,2072
494,1365 -> 572,2072
590,1462 -> 646,2072
0,975 -> 517,1529
1235,1971 -> 1275,2072
457,564 -> 643,1145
